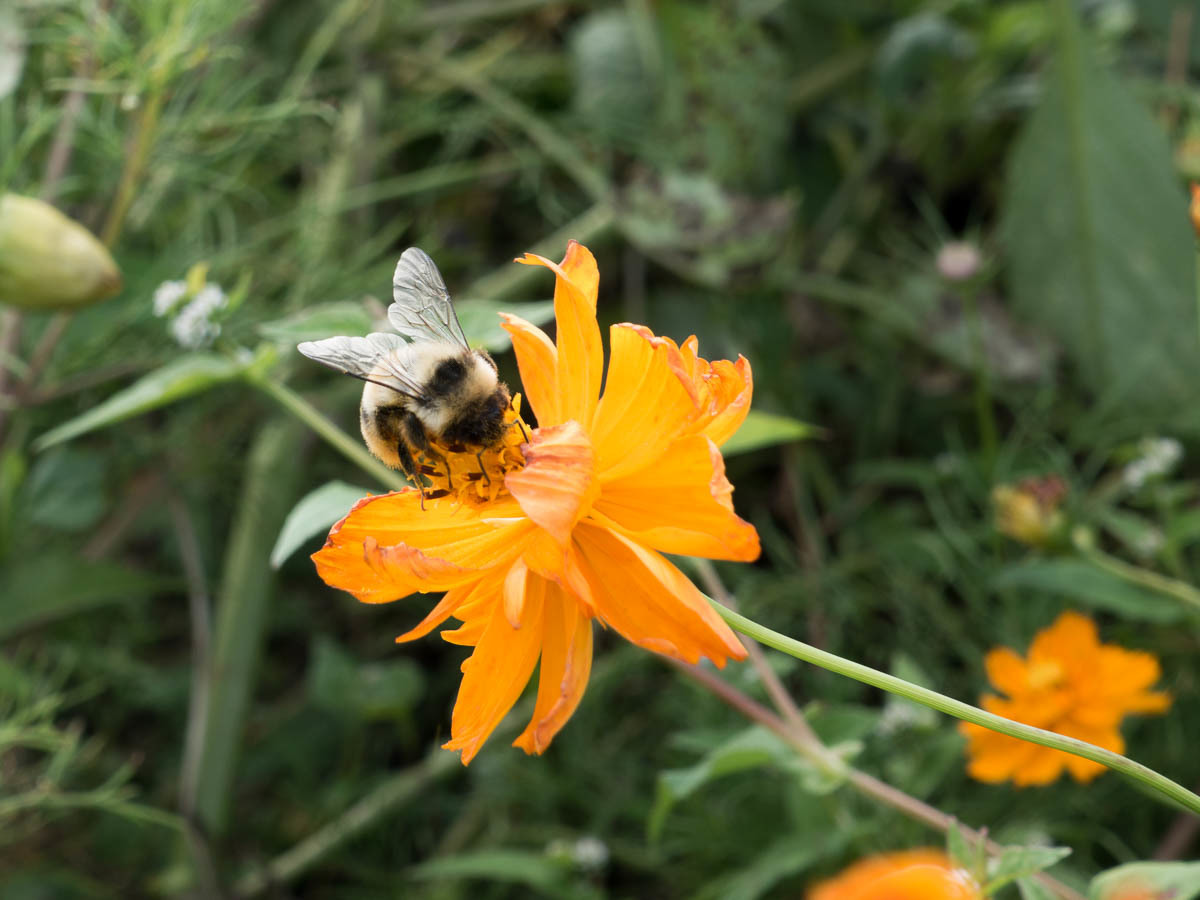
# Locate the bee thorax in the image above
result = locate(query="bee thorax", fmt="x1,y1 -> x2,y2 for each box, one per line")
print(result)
411,351 -> 507,445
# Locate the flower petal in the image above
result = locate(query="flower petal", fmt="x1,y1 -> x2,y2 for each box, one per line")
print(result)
506,420 -> 599,547
592,434 -> 759,561
1030,611 -> 1099,665
1056,721 -> 1122,782
591,324 -> 699,481
809,850 -> 966,900
443,568 -> 545,764
394,581 -> 474,644
503,558 -> 529,627
1095,647 -> 1165,697
515,241 -> 602,427
500,312 -> 558,427
678,337 -> 754,447
313,491 -> 533,603
1011,745 -> 1067,786
572,523 -> 746,666
983,647 -> 1029,698
514,579 -> 594,755
1062,752 -> 1108,783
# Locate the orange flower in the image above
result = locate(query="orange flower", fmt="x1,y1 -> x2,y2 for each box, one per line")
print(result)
1190,183 -> 1200,238
960,611 -> 1171,786
807,849 -> 981,900
314,241 -> 758,763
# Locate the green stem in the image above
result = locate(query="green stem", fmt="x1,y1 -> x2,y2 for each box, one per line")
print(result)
100,83 -> 166,247
1077,541 -> 1200,615
714,602 -> 1200,816
250,377 -> 408,492
232,749 -> 459,897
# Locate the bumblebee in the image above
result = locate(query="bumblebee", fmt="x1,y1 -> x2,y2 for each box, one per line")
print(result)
299,248 -> 519,499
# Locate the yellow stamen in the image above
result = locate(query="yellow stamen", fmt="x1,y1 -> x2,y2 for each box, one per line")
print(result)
414,394 -> 530,503
1026,659 -> 1064,691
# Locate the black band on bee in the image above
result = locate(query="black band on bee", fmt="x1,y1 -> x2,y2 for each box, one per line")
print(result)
421,356 -> 469,405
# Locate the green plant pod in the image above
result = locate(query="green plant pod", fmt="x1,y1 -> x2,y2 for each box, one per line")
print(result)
0,194 -> 122,310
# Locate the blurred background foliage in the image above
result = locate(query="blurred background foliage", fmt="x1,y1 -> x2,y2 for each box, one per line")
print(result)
2,0 -> 1200,897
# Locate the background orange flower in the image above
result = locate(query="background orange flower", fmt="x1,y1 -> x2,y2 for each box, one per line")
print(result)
960,611 -> 1171,785
807,849 -> 981,900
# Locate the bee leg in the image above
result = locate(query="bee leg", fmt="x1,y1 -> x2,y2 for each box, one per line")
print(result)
401,411 -> 452,491
395,437 -> 427,509
475,450 -> 491,485
425,445 -> 453,490
510,418 -> 530,443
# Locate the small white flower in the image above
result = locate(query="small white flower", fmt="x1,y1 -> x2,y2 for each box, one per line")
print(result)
191,283 -> 227,317
152,280 -> 188,317
1123,436 -> 1183,490
154,278 -> 228,349
544,836 -> 609,873
572,836 -> 609,872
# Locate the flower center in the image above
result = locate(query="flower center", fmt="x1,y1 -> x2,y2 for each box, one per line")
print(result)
1027,659 -> 1065,691
413,394 -> 530,504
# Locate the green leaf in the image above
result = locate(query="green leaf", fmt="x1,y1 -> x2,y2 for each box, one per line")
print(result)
1098,507 -> 1165,560
569,10 -> 659,142
22,448 -> 108,532
805,703 -> 880,745
259,301 -> 373,344
786,740 -> 859,795
986,845 -> 1072,893
307,636 -> 424,722
1017,876 -> 1059,900
455,298 -> 555,352
409,850 -> 569,894
722,410 -> 815,457
0,446 -> 27,556
270,480 -> 371,568
1089,861 -> 1200,900
188,421 -> 305,836
1000,0 -> 1200,420
990,559 -> 1187,623
0,553 -> 176,639
33,354 -> 252,450
946,821 -> 974,872
648,726 -> 791,841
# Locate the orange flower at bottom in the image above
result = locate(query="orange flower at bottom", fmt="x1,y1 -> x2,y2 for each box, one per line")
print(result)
960,612 -> 1171,786
314,242 -> 759,763
808,850 -> 981,900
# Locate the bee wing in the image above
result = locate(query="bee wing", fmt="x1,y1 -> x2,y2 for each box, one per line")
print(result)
388,247 -> 470,349
297,333 -> 425,398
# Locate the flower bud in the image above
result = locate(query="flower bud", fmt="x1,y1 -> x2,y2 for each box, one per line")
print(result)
992,475 -> 1067,548
936,240 -> 982,282
0,194 -> 122,310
